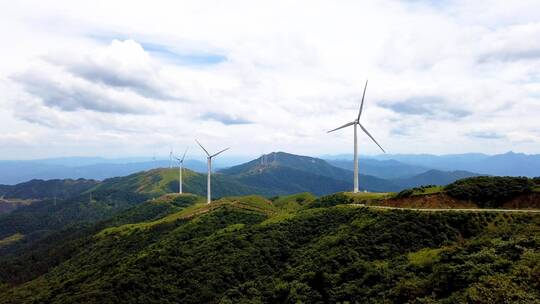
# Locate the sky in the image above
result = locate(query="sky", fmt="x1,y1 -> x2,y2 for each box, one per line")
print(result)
1,0 -> 540,160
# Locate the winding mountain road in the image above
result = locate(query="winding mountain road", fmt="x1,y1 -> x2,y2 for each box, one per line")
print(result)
349,204 -> 540,213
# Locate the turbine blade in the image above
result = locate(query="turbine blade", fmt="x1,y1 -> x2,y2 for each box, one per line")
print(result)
181,147 -> 189,162
195,139 -> 210,157
359,123 -> 385,153
357,80 -> 368,121
211,147 -> 230,158
327,121 -> 355,133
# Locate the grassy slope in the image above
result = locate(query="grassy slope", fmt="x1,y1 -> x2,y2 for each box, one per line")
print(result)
0,233 -> 23,248
1,194 -> 538,303
92,168 -> 271,198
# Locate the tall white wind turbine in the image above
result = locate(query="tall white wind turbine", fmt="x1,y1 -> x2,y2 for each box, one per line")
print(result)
195,139 -> 230,204
174,147 -> 189,194
328,80 -> 386,193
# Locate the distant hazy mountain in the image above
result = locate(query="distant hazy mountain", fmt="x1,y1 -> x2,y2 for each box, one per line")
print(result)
0,159 -> 209,184
325,151 -> 540,177
376,152 -> 540,177
3,151 -> 538,184
470,152 -> 540,177
326,158 -> 428,179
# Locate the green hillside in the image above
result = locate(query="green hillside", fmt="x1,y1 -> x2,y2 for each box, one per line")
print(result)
220,152 -> 352,181
0,194 -> 538,303
0,193 -> 202,284
0,187 -> 149,246
93,168 -> 273,197
220,152 -> 399,193
0,171 -> 539,303
0,179 -> 98,200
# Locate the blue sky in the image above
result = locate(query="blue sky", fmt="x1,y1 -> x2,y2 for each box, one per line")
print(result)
0,0 -> 540,159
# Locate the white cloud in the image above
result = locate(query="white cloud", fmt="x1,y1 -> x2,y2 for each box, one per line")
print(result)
1,0 -> 540,159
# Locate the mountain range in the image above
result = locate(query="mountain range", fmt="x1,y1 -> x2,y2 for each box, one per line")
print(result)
1,151 -> 537,185
361,151 -> 540,177
0,152 -> 480,202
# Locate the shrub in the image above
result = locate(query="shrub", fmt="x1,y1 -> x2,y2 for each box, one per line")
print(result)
396,189 -> 414,199
309,193 -> 352,208
445,176 -> 534,208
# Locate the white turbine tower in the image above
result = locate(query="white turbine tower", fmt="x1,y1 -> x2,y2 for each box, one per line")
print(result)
195,139 -> 230,204
174,147 -> 189,194
169,148 -> 174,169
328,80 -> 386,193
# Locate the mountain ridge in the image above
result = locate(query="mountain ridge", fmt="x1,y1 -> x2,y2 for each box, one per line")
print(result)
1,151 -> 538,184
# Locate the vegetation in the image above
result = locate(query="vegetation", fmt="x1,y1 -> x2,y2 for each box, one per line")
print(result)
445,176 -> 534,208
0,189 -> 149,240
533,177 -> 540,192
0,173 -> 539,303
396,188 -> 414,198
91,168 -> 267,198
270,193 -> 315,210
0,233 -> 23,248
309,192 -> 352,208
0,193 -> 200,285
394,185 -> 443,199
0,179 -> 98,200
0,195 -> 538,303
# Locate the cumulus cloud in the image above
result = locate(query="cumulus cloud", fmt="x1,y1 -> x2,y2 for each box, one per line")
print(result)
201,112 -> 252,125
47,40 -> 180,100
380,96 -> 471,119
467,131 -> 506,140
10,40 -> 176,115
12,70 -> 153,114
1,0 -> 540,158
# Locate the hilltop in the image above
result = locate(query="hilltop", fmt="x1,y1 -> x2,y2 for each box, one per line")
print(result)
219,152 -> 399,194
92,168 -> 267,197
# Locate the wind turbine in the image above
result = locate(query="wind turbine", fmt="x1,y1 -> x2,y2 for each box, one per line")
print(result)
169,148 -> 174,169
174,147 -> 189,194
195,139 -> 230,204
328,80 -> 386,193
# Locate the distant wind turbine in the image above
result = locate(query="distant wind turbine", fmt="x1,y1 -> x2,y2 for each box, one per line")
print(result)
169,148 -> 174,169
195,139 -> 230,204
174,147 -> 189,194
328,80 -> 386,193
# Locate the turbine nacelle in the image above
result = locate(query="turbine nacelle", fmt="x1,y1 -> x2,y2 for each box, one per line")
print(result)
174,147 -> 189,164
195,139 -> 229,160
173,147 -> 189,195
327,80 -> 385,153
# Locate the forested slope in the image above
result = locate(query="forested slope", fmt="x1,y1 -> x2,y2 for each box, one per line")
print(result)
0,194 -> 538,303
